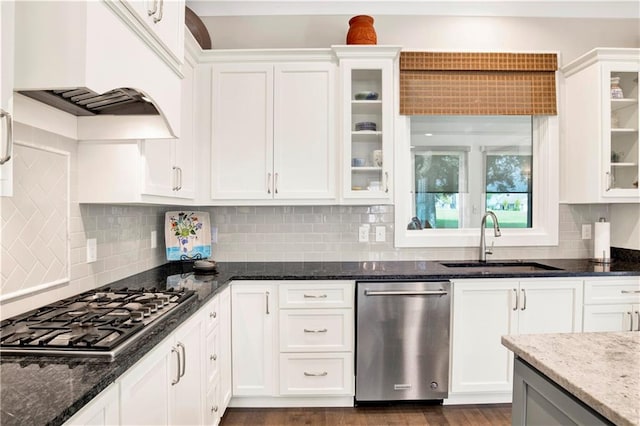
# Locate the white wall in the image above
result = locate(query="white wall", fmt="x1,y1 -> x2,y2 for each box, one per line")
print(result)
201,15 -> 639,64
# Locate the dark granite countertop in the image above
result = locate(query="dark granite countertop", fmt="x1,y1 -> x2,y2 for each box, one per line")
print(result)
1,259 -> 639,426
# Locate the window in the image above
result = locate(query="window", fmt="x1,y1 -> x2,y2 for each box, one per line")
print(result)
395,115 -> 558,248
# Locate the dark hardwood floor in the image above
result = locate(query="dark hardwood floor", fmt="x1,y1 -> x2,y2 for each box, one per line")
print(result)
220,404 -> 512,425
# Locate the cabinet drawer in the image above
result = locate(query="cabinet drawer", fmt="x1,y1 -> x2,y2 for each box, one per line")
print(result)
279,309 -> 353,352
584,277 -> 640,304
279,353 -> 353,395
204,296 -> 220,334
279,281 -> 354,309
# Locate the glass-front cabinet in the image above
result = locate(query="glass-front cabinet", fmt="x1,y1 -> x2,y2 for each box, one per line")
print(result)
607,67 -> 639,193
562,48 -> 639,203
334,46 -> 400,204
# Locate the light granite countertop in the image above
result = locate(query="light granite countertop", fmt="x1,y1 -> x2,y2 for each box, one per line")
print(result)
502,332 -> 640,426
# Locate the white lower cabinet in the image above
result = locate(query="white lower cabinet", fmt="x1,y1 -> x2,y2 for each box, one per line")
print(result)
583,276 -> 640,332
230,280 -> 354,407
64,383 -> 119,426
449,278 -> 583,404
119,309 -> 204,425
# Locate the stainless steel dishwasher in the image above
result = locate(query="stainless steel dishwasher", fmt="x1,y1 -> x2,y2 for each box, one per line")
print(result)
355,280 -> 451,403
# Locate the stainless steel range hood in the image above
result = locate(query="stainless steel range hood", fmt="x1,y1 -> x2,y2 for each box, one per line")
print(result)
14,1 -> 181,140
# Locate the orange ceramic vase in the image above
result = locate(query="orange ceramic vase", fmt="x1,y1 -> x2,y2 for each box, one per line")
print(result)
346,15 -> 377,45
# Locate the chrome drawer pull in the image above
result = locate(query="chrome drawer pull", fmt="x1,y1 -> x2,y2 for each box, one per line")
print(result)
520,289 -> 527,311
303,294 -> 328,298
0,109 -> 13,165
171,346 -> 180,385
512,289 -> 518,311
304,371 -> 328,377
621,290 -> 640,294
303,328 -> 328,333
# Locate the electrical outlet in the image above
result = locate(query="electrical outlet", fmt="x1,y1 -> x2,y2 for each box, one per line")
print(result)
375,226 -> 386,242
582,224 -> 592,240
358,224 -> 370,242
150,231 -> 158,248
86,238 -> 97,263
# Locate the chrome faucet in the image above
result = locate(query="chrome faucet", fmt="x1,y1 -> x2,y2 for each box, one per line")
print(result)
479,211 -> 501,262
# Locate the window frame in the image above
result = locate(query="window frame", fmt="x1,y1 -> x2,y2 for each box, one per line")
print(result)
394,115 -> 559,248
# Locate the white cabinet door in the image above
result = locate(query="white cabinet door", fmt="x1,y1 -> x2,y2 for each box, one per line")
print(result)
211,63 -> 274,200
120,311 -> 204,425
218,287 -> 233,412
171,314 -> 204,425
273,63 -> 336,200
121,0 -> 185,63
451,278 -> 584,400
120,339 -> 173,425
231,282 -> 276,396
451,280 -> 518,395
141,55 -> 195,199
64,384 -> 119,426
0,0 -> 14,196
517,280 -> 583,334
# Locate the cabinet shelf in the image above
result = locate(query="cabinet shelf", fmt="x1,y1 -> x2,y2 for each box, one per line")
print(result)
611,98 -> 638,111
611,128 -> 638,133
351,166 -> 382,172
351,100 -> 382,114
611,162 -> 638,167
351,130 -> 382,136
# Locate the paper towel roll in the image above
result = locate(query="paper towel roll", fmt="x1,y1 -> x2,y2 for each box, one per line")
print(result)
593,219 -> 610,261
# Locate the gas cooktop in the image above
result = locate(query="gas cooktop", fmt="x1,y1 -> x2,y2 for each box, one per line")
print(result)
0,286 -> 194,360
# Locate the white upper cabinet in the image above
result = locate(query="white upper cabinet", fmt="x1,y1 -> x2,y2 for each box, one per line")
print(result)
562,48 -> 640,203
210,54 -> 337,205
0,0 -> 14,197
334,46 -> 400,205
120,0 -> 185,66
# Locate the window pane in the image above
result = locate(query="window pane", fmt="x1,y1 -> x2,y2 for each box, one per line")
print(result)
414,152 -> 464,228
485,154 -> 532,228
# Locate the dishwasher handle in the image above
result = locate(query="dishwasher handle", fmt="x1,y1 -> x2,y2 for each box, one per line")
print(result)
364,289 -> 448,296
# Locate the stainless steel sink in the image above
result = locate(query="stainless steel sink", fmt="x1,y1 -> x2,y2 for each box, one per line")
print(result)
440,261 -> 562,273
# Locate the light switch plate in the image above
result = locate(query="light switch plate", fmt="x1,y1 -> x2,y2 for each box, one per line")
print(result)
582,224 -> 592,240
358,224 -> 370,242
86,238 -> 97,263
375,226 -> 386,242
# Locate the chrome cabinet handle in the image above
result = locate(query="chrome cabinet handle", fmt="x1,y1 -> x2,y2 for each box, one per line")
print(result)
211,405 -> 218,413
0,109 -> 13,165
628,312 -> 634,331
304,371 -> 328,377
210,354 -> 217,361
176,167 -> 182,190
153,0 -> 164,23
171,346 -> 180,385
621,290 -> 640,294
384,171 -> 389,193
172,166 -> 179,191
512,289 -> 519,311
147,0 -> 158,16
520,289 -> 527,311
210,311 -> 217,318
265,291 -> 270,315
635,311 -> 640,332
303,294 -> 327,299
177,342 -> 186,378
304,328 -> 328,333
274,172 -> 279,194
267,172 -> 272,194
606,171 -> 613,191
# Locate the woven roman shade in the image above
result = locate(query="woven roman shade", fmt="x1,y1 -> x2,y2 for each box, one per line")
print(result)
400,52 -> 558,115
